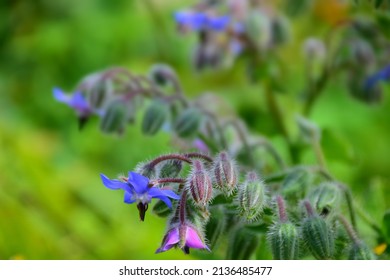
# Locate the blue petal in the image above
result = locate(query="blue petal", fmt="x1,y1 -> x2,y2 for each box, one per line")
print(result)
148,188 -> 180,208
127,172 -> 149,193
156,195 -> 173,208
69,92 -> 90,111
53,87 -> 71,104
208,15 -> 230,31
124,191 -> 136,204
100,174 -> 132,192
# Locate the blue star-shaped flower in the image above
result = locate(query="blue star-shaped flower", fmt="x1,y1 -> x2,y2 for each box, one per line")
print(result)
364,65 -> 390,90
53,87 -> 91,115
100,172 -> 180,221
174,11 -> 230,32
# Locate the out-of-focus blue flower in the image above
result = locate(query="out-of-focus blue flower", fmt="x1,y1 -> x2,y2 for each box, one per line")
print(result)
100,172 -> 180,221
155,223 -> 210,254
174,11 -> 230,32
53,87 -> 91,116
364,65 -> 390,90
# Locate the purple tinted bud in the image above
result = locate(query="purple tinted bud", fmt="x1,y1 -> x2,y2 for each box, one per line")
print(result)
156,223 -> 210,254
187,160 -> 213,206
213,151 -> 238,195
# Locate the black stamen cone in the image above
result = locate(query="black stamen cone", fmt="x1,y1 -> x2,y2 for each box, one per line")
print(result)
78,115 -> 89,130
137,202 -> 148,221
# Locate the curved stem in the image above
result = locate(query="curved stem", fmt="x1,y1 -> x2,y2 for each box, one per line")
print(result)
337,214 -> 359,244
223,119 -> 256,168
251,139 -> 286,170
148,154 -> 192,168
184,152 -> 213,163
312,138 -> 327,171
264,82 -> 297,163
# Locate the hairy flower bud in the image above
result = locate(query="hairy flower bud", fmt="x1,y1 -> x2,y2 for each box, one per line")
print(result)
158,160 -> 183,179
268,222 -> 300,260
142,100 -> 170,136
134,162 -> 156,179
174,108 -> 203,138
244,10 -> 272,51
271,15 -> 290,46
213,151 -> 238,195
308,182 -> 341,217
348,241 -> 375,260
149,64 -> 177,86
302,201 -> 335,259
187,160 -> 213,206
281,168 -> 311,200
237,172 -> 267,221
99,100 -> 127,134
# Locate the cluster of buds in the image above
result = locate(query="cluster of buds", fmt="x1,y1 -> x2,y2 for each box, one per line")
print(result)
174,0 -> 290,71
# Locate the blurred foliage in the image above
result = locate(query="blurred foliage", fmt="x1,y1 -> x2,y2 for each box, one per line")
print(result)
0,0 -> 389,259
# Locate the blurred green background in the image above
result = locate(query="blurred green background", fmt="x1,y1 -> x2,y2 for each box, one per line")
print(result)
0,0 -> 389,260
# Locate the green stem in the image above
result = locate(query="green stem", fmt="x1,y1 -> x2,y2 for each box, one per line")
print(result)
251,139 -> 286,170
264,82 -> 297,163
355,205 -> 384,237
223,119 -> 256,168
312,137 -> 327,171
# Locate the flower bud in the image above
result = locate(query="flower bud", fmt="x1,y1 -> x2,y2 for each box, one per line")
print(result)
174,108 -> 203,138
99,100 -> 127,134
237,172 -> 267,221
308,182 -> 341,217
142,100 -> 170,136
302,38 -> 326,64
268,222 -> 300,260
134,162 -> 156,179
158,160 -> 183,179
149,64 -> 177,86
348,241 -> 375,260
213,151 -> 238,195
271,15 -> 290,46
244,10 -> 272,51
226,227 -> 259,260
302,201 -> 335,259
281,168 -> 311,200
296,115 -> 321,143
187,160 -> 213,206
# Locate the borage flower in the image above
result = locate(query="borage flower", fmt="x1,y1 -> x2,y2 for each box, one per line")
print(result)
53,87 -> 96,129
174,11 -> 230,32
100,172 -> 179,221
156,223 -> 210,254
364,64 -> 390,90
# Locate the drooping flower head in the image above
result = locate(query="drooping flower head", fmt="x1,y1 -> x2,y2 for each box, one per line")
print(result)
155,223 -> 210,254
100,172 -> 180,221
53,87 -> 94,128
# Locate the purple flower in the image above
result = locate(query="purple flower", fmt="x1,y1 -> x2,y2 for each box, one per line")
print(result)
364,65 -> 390,90
174,11 -> 230,32
53,87 -> 91,115
100,172 -> 180,221
155,223 -> 210,254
